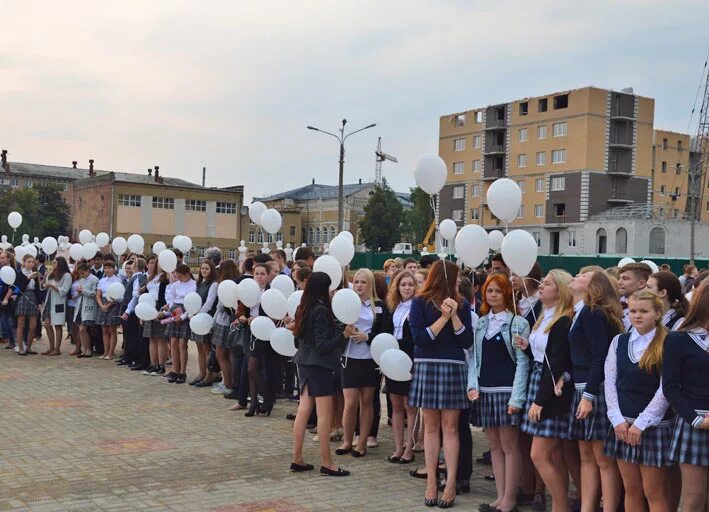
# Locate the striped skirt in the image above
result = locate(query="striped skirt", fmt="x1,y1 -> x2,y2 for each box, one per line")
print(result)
142,319 -> 166,339
568,383 -> 611,441
97,303 -> 122,326
670,412 -> 709,467
164,305 -> 190,339
604,417 -> 675,467
471,389 -> 520,428
521,362 -> 571,439
408,360 -> 469,410
15,290 -> 39,317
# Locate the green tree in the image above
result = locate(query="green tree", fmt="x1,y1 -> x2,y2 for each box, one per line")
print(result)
401,186 -> 434,244
0,184 -> 71,242
360,179 -> 403,252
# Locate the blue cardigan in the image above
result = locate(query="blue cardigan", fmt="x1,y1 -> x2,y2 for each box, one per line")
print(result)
662,331 -> 709,427
409,296 -> 473,362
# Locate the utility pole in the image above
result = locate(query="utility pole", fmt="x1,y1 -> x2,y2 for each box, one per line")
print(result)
689,60 -> 709,264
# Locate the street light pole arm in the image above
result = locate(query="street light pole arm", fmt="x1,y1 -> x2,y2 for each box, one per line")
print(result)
343,123 -> 377,142
307,126 -> 342,143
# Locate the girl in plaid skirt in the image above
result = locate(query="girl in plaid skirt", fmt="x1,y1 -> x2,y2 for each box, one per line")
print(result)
662,284 -> 709,511
163,264 -> 196,384
604,290 -> 676,511
96,262 -> 123,359
189,260 -> 218,386
142,256 -> 170,376
11,254 -> 41,355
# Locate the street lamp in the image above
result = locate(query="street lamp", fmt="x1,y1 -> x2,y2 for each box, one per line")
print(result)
307,119 -> 376,232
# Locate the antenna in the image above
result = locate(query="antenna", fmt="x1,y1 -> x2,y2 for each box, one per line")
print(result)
375,137 -> 398,184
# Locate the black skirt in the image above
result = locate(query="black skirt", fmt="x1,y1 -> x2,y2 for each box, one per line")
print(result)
342,357 -> 380,389
385,376 -> 411,396
298,364 -> 342,397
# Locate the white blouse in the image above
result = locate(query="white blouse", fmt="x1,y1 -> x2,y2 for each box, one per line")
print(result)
166,280 -> 197,306
97,275 -> 123,297
346,300 -> 376,359
392,300 -> 412,340
528,306 -> 556,363
518,294 -> 539,318
570,299 -> 584,330
22,268 -> 35,290
485,310 -> 508,338
146,275 -> 162,299
604,328 -> 670,431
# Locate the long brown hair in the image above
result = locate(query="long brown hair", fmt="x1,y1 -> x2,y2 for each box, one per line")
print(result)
417,260 -> 462,308
387,271 -> 416,311
480,273 -> 515,316
586,270 -> 624,334
650,271 -> 689,318
629,290 -> 668,375
197,259 -> 217,285
293,272 -> 333,337
48,256 -> 70,281
218,260 -> 240,282
680,283 -> 709,332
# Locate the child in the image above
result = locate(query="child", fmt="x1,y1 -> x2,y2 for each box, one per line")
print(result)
13,254 -> 41,355
96,261 -> 123,359
74,262 -> 99,358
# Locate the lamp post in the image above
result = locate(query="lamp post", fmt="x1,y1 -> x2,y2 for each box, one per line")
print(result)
307,119 -> 376,232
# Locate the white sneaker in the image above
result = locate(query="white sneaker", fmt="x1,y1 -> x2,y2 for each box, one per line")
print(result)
367,437 -> 379,448
210,382 -> 228,395
14,346 -> 20,353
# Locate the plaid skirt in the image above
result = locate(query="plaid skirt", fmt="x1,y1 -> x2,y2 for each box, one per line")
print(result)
568,383 -> 611,441
211,322 -> 233,348
15,290 -> 39,317
604,418 -> 675,467
670,412 -> 709,466
521,362 -> 571,439
142,319 -> 166,339
408,360 -> 469,410
471,389 -> 520,428
164,304 -> 190,339
97,303 -> 121,326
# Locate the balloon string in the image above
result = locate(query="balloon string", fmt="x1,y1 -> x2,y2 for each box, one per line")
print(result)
521,279 -> 537,325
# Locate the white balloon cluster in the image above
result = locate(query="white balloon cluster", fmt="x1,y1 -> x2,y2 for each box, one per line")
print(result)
371,333 -> 412,382
248,202 -> 282,235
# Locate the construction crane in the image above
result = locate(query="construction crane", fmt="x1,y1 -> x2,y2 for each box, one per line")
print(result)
688,52 -> 709,264
375,137 -> 398,184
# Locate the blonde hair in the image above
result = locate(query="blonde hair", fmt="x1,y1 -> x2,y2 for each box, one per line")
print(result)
354,268 -> 378,315
629,290 -> 667,375
533,269 -> 574,333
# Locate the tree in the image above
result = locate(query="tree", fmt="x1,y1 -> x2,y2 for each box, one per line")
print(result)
401,186 -> 434,243
360,179 -> 403,252
0,184 -> 71,241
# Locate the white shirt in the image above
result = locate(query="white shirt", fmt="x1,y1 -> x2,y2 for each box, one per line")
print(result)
97,274 -> 123,297
346,300 -> 376,359
22,268 -> 35,290
249,287 -> 266,318
146,275 -> 162,300
529,306 -> 556,363
485,310 -> 508,338
198,282 -> 218,314
393,300 -> 412,340
571,299 -> 585,330
166,279 -> 197,320
689,328 -> 708,351
518,294 -> 539,319
604,329 -> 670,431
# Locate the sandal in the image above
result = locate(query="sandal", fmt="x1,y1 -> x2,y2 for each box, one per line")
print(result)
425,492 -> 438,507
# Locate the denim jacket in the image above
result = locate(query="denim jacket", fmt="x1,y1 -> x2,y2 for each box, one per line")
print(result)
466,311 -> 530,409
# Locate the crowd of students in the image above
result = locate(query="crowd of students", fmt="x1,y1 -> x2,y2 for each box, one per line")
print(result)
1,245 -> 708,511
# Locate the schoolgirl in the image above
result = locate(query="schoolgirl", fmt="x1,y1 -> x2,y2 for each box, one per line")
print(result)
210,260 -> 240,395
41,256 -> 72,355
141,255 -> 169,376
336,268 -> 388,458
66,266 -> 81,352
662,283 -> 709,511
96,261 -> 123,359
164,263 -> 196,384
468,273 -> 530,512
14,254 -> 41,355
604,290 -> 674,512
0,251 -> 17,350
74,262 -> 99,358
646,271 -> 688,331
189,259 -> 218,386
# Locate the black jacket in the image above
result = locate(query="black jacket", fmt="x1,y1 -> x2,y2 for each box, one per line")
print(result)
293,302 -> 346,370
364,299 -> 389,345
15,268 -> 41,294
384,305 -> 414,358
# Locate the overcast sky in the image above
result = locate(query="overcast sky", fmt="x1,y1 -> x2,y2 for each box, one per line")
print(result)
1,1 -> 707,202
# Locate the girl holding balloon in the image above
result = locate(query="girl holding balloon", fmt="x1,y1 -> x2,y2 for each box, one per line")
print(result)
210,260 -> 240,395
164,263 -> 196,384
95,261 -> 123,359
13,254 -> 42,355
189,259 -> 219,386
41,256 -> 72,356
74,262 -> 100,358
141,255 -> 170,376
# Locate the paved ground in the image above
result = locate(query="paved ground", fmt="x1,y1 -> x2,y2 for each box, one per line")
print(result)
0,334 -> 510,512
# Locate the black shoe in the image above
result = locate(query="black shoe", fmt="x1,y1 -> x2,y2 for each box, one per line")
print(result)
167,373 -> 178,383
289,462 -> 314,472
164,371 -> 177,380
194,380 -> 213,388
437,496 -> 455,509
286,413 -> 296,420
335,446 -> 352,456
142,366 -> 156,375
425,494 -> 438,507
457,481 -> 470,494
319,466 -> 349,477
116,359 -> 128,366
245,404 -> 258,417
223,389 -> 239,400
188,376 -> 203,386
476,450 -> 492,465
409,468 -> 428,479
77,353 -> 92,358
126,362 -> 139,369
351,449 -> 366,458
387,456 -> 401,463
259,402 -> 273,416
130,364 -> 147,371
516,490 -> 534,506
175,374 -> 186,384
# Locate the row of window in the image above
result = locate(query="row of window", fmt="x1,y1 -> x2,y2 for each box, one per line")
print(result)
660,161 -> 683,174
0,177 -> 69,191
303,226 -> 338,245
452,122 -> 568,152
660,138 -> 684,151
118,195 -> 237,214
452,149 -> 566,175
248,229 -> 284,244
452,176 -> 565,200
453,94 -> 569,127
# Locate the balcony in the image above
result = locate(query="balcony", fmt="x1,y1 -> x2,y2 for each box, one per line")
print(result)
482,168 -> 505,181
608,165 -> 632,176
608,195 -> 634,204
483,144 -> 505,155
609,135 -> 633,148
484,118 -> 506,130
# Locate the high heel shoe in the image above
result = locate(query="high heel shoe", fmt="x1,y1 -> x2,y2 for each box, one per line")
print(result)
245,404 -> 258,417
259,402 -> 273,416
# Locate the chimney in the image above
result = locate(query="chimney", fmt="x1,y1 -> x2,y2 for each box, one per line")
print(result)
359,178 -> 362,184
147,168 -> 152,176
89,159 -> 95,177
154,165 -> 160,182
202,166 -> 206,187
1,150 -> 7,171
312,178 -> 315,185
72,161 -> 77,169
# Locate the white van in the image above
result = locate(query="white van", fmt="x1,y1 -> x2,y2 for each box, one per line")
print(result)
392,243 -> 413,255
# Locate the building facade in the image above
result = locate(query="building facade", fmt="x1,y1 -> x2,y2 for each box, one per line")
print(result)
438,86 -> 707,256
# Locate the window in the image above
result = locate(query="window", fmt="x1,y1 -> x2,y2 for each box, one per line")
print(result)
61,182 -> 68,192
649,227 -> 665,254
473,135 -> 482,149
216,202 -> 236,214
535,178 -> 545,192
454,138 -> 465,151
453,186 -> 464,199
552,122 -> 567,137
675,163 -> 682,175
471,184 -> 481,197
532,231 -> 542,247
186,199 -> 206,211
289,225 -> 296,237
475,112 -> 483,123
517,205 -> 524,218
596,228 -> 607,253
258,229 -> 265,243
453,162 -> 464,175
615,228 -> 627,253
471,208 -> 480,220
518,128 -> 527,142
554,203 -> 566,217
248,230 -> 255,243
706,200 -> 709,212
553,94 -> 569,109
276,232 -> 283,242
660,185 -> 666,196
537,125 -> 547,139
472,159 -> 481,172
538,98 -> 548,112
536,151 -> 546,166
228,249 -> 237,260
674,186 -> 680,197
517,154 -> 527,168
452,209 -> 463,222
516,180 -> 526,193
519,102 -> 528,116
550,176 -> 566,191
152,196 -> 175,209
315,227 -> 321,244
454,114 -> 465,126
677,140 -> 683,151
662,138 -> 668,150
568,230 -> 577,247
661,161 -> 667,173
534,204 -> 544,218
26,180 -> 33,188
11,177 -> 19,188
118,194 -> 141,207
551,149 -> 566,164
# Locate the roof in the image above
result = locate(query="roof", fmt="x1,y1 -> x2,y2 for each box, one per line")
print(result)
255,181 -> 412,207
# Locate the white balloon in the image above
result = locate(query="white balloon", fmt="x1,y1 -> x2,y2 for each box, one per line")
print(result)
0,266 -> 16,285
260,209 -> 282,235
95,232 -> 110,248
78,229 -> 93,245
270,327 -> 297,357
380,348 -> 413,381
152,241 -> 167,255
112,236 -> 127,255
183,292 -> 202,315
271,274 -> 295,298
260,289 -> 288,320
414,154 -> 447,195
41,237 -> 58,255
238,278 -> 261,308
7,211 -> 22,229
127,234 -> 144,254
158,249 -> 177,273
329,235 -> 355,267
249,202 -> 267,225
106,282 -> 125,301
251,316 -> 276,341
287,290 -> 304,318
82,242 -> 99,261
332,288 -> 362,325
217,280 -> 239,307
617,257 -> 635,268
640,260 -> 660,274
455,224 -> 489,268
138,293 -> 156,306
135,302 -> 159,321
487,178 -> 523,223
14,246 -> 26,260
338,231 -> 354,243
174,235 -> 192,253
313,255 -> 342,291
24,244 -> 37,257
189,312 -> 214,335
69,243 -> 84,261
439,219 -> 457,241
370,333 -> 399,365
501,230 -> 538,276
488,230 -> 504,252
